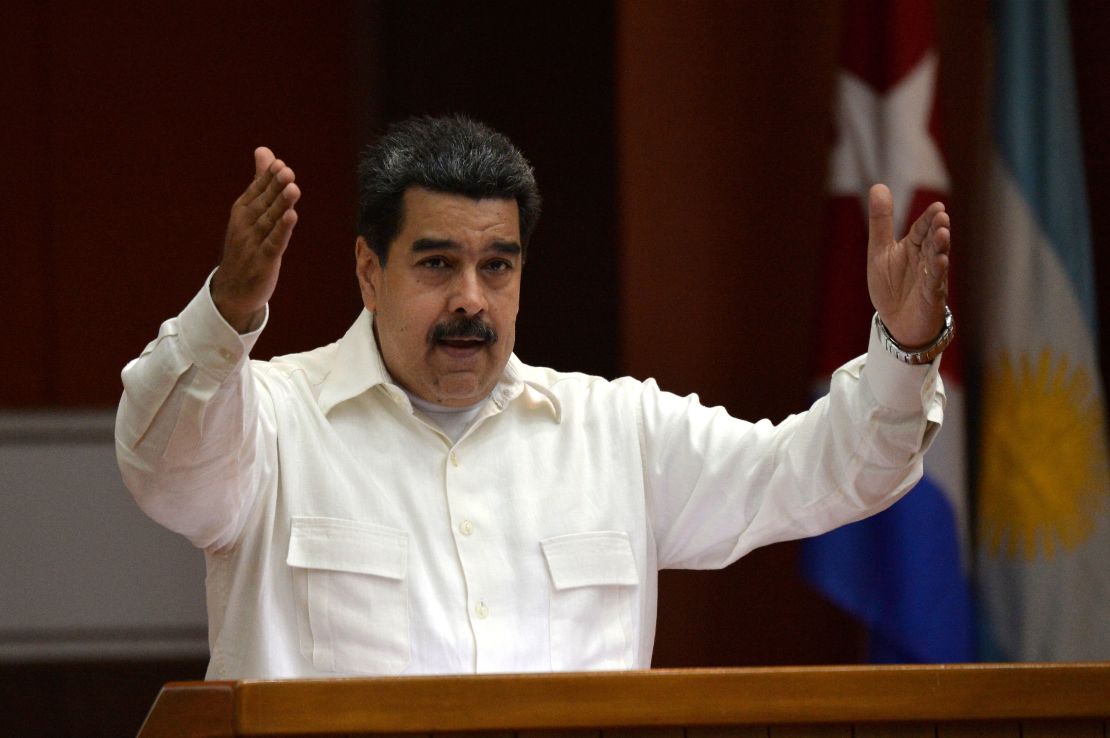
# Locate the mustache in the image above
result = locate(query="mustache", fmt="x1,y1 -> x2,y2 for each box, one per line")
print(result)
429,315 -> 498,345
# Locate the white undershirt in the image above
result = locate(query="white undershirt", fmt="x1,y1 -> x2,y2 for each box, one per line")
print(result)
406,391 -> 489,444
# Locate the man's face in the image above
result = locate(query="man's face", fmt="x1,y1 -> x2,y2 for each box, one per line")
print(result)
356,187 -> 522,408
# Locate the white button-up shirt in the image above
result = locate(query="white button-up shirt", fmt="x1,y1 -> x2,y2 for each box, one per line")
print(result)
115,280 -> 943,679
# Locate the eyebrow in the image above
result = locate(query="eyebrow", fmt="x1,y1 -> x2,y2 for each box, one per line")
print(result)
410,238 -> 522,256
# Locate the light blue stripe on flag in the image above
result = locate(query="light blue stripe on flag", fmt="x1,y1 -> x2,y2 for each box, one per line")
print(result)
993,0 -> 1095,330
975,0 -> 1110,661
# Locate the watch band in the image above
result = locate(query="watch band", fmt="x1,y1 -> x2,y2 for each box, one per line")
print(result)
875,306 -> 954,365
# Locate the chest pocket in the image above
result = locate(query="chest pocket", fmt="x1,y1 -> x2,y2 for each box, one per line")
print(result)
540,530 -> 639,671
287,517 -> 410,674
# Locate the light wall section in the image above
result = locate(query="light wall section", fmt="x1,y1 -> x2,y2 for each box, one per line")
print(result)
0,412 -> 207,661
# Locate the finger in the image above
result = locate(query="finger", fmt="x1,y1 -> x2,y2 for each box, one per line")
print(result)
234,148 -> 280,208
256,182 -> 301,251
907,201 -> 946,248
246,161 -> 294,218
922,247 -> 949,281
257,176 -> 299,228
867,184 -> 895,257
264,206 -> 300,257
254,146 -> 276,177
922,210 -> 951,275
927,210 -> 951,254
921,219 -> 950,298
922,252 -> 950,304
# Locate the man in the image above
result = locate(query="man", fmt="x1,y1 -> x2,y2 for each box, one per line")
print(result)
116,115 -> 952,679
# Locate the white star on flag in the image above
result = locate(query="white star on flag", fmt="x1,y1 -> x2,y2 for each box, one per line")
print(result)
827,50 -> 950,231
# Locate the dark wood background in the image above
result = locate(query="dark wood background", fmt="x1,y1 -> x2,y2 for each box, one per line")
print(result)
3,2 -> 1108,736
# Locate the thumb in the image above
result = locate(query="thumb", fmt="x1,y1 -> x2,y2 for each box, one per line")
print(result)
867,183 -> 895,254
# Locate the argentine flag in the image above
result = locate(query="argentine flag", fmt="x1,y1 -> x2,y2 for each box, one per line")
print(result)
800,0 -> 975,664
976,0 -> 1110,661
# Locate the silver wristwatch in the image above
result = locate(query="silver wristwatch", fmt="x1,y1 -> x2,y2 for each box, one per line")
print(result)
874,306 -> 954,365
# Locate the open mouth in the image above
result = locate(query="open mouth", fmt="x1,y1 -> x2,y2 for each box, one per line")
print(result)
436,338 -> 487,356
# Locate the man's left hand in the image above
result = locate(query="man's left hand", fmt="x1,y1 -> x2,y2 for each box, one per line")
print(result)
867,183 -> 951,348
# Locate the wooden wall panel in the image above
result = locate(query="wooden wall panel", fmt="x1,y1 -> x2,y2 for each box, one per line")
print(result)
616,0 -> 860,667
1073,0 -> 1110,389
379,1 -> 619,381
617,0 -> 838,414
1022,720 -> 1105,738
2,7 -> 53,406
7,2 -> 369,407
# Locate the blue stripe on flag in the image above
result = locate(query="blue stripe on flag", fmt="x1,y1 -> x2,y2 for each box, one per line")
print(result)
802,474 -> 974,663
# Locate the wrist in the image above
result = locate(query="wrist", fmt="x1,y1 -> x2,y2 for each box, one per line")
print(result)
214,302 -> 266,334
875,307 -> 954,365
209,279 -> 266,334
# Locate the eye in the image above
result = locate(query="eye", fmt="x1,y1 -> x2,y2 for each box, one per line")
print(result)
418,256 -> 450,269
484,259 -> 513,273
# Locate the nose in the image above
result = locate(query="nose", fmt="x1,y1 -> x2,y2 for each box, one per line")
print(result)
449,268 -> 487,316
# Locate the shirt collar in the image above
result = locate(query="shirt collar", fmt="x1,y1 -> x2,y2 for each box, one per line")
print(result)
503,355 -> 563,423
316,311 -> 562,424
316,310 -> 390,416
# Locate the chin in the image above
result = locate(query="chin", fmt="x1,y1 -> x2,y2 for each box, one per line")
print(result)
433,378 -> 487,406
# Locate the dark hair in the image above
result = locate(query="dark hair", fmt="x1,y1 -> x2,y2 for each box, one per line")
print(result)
357,115 -> 542,264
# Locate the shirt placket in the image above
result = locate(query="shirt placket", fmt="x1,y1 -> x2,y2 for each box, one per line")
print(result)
441,384 -> 521,671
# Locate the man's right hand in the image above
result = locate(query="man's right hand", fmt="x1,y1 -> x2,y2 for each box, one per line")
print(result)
211,147 -> 301,333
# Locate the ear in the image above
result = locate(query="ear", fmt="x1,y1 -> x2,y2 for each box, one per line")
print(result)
355,236 -> 382,312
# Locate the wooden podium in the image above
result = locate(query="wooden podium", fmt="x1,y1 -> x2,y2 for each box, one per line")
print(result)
138,664 -> 1110,738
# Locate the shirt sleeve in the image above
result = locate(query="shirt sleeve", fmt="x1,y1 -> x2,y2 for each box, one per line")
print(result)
114,273 -> 274,550
642,317 -> 944,570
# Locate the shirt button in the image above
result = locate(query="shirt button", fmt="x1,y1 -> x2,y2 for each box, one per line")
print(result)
459,520 -> 473,536
450,452 -> 459,467
494,398 -> 504,409
475,602 -> 489,619
218,348 -> 234,361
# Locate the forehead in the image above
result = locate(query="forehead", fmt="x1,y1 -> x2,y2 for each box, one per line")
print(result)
397,187 -> 520,245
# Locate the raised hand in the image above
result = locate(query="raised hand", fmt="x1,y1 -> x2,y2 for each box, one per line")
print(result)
866,183 -> 951,349
210,147 -> 301,333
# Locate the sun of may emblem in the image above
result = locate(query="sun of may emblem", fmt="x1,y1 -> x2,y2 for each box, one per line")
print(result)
978,348 -> 1110,562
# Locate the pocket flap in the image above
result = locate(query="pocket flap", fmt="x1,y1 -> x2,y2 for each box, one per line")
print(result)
540,531 -> 638,590
287,517 -> 407,580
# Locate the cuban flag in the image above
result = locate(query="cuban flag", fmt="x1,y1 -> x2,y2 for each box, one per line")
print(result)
975,0 -> 1110,661
800,0 -> 975,663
